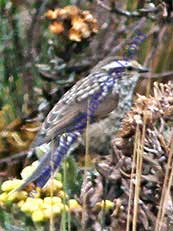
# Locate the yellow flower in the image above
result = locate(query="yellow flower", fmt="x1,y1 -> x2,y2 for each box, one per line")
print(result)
21,198 -> 43,213
32,210 -> 45,222
43,179 -> 63,194
44,196 -> 62,206
44,205 -> 62,218
21,202 -> 33,213
68,199 -> 82,212
1,179 -> 23,192
8,191 -> 27,202
58,190 -> 69,199
0,192 -> 8,204
96,200 -> 114,211
17,200 -> 25,208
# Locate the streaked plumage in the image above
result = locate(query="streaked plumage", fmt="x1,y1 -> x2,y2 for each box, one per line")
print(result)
16,57 -> 148,191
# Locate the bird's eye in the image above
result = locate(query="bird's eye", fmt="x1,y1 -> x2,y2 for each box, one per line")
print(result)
127,66 -> 133,71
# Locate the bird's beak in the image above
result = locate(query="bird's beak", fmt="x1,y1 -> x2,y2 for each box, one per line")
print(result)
138,66 -> 149,73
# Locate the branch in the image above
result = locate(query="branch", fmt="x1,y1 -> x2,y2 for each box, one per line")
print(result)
143,71 -> 173,79
96,0 -> 172,21
109,17 -> 146,55
0,151 -> 27,164
26,0 -> 49,60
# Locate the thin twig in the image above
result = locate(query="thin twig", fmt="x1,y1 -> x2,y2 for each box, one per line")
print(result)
126,125 -> 139,231
27,0 -> 49,60
82,99 -> 90,230
155,132 -> 173,231
96,0 -> 158,19
110,17 -> 146,55
143,71 -> 173,79
0,151 -> 27,164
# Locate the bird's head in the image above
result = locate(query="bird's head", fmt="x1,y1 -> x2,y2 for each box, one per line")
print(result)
100,58 -> 149,77
91,56 -> 148,78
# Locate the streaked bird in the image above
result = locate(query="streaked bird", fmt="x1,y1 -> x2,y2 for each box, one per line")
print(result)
16,57 -> 148,191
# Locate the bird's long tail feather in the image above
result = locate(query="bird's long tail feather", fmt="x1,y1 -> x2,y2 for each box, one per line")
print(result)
16,132 -> 80,191
35,132 -> 79,188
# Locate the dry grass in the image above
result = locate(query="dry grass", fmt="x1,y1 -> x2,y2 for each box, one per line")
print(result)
155,134 -> 173,231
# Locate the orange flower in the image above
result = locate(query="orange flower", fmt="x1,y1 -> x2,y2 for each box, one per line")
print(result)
82,10 -> 94,22
80,23 -> 91,38
71,16 -> 85,30
49,22 -> 64,34
45,5 -> 99,41
69,28 -> 81,42
45,9 -> 59,19
90,19 -> 99,33
58,9 -> 70,19
63,5 -> 79,16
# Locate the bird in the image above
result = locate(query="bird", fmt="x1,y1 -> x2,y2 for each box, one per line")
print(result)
16,57 -> 148,191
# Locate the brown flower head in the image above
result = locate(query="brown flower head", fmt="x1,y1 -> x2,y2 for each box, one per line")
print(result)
45,5 -> 99,42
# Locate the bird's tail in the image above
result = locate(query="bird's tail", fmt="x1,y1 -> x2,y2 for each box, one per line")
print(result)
34,132 -> 79,188
16,132 -> 80,191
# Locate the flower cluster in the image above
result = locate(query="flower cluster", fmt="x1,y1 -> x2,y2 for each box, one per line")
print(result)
0,161 -> 81,223
0,160 -> 114,224
45,5 -> 99,42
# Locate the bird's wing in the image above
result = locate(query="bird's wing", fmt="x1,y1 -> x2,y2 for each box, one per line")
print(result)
60,71 -> 108,103
33,71 -> 110,146
32,102 -> 84,147
43,103 -> 85,140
